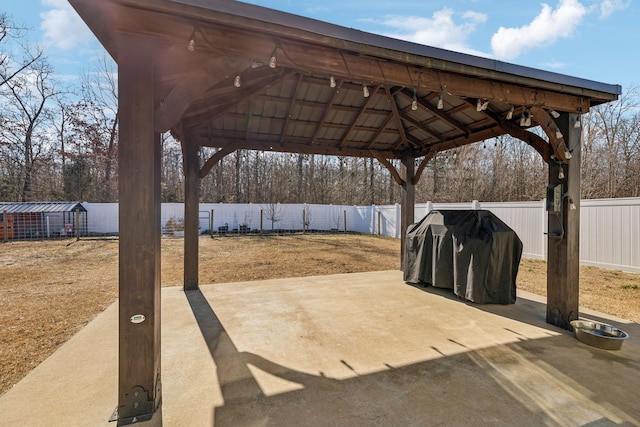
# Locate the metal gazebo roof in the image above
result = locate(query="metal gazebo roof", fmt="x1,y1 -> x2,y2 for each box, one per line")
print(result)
69,0 -> 620,174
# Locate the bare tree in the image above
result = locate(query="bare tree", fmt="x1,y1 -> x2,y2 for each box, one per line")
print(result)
0,55 -> 59,201
264,202 -> 283,231
0,13 -> 43,89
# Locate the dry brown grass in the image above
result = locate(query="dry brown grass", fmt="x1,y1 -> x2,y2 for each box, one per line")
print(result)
1,235 -> 639,396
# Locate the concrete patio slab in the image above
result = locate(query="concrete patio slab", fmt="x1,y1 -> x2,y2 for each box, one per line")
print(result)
1,270 -> 639,426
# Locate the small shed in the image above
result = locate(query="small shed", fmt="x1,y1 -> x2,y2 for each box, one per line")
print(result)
0,202 -> 87,240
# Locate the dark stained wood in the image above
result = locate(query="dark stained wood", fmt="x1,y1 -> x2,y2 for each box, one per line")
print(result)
339,85 -> 382,147
200,146 -> 236,178
413,148 -> 437,185
385,87 -> 409,150
530,107 -> 570,162
117,36 -> 162,423
400,155 -> 415,270
66,3 -> 622,420
371,152 -> 403,186
184,140 -> 200,291
546,112 -> 581,330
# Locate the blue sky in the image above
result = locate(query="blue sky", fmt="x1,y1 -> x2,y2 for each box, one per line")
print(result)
2,0 -> 636,93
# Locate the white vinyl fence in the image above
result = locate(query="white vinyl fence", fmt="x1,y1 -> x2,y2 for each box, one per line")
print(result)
82,197 -> 640,273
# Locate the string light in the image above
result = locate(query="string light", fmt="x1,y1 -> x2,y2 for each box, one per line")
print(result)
187,29 -> 196,51
555,128 -> 563,139
269,48 -> 277,68
437,93 -> 444,110
558,168 -> 565,180
564,149 -> 573,160
362,82 -> 370,98
329,75 -> 336,88
520,110 -> 531,127
574,116 -> 581,128
411,88 -> 418,111
234,74 -> 241,88
549,108 -> 560,118
506,105 -> 514,120
477,99 -> 489,111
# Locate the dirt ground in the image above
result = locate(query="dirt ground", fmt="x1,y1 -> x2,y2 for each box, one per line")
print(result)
1,234 -> 639,396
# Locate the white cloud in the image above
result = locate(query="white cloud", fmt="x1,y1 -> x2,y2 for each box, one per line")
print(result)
598,0 -> 631,18
40,0 -> 94,50
490,0 -> 588,60
379,8 -> 490,57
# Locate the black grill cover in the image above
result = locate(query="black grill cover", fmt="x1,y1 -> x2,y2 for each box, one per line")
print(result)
403,210 -> 523,304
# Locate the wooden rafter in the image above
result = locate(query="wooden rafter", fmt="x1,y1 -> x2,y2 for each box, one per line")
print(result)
310,79 -> 344,144
398,110 -> 443,142
339,84 -> 382,147
402,88 -> 473,136
181,69 -> 295,127
386,86 -> 409,150
366,113 -> 395,149
280,73 -> 305,143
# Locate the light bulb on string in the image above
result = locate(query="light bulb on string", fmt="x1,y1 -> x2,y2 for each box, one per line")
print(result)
506,105 -> 514,120
363,83 -> 370,98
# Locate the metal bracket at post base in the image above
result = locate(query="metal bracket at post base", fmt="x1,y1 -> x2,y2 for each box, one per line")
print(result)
547,308 -> 579,330
109,386 -> 159,425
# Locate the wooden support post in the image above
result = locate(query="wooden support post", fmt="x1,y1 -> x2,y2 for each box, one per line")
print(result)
117,37 -> 162,425
184,141 -> 199,291
343,210 -> 347,233
210,209 -> 214,238
400,155 -> 415,270
546,112 -> 581,330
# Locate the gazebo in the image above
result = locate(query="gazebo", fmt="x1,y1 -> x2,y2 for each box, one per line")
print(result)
68,0 -> 620,424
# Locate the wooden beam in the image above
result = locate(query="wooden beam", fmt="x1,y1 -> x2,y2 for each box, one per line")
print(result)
413,148 -> 437,185
339,85 -> 382,147
182,23 -> 594,113
200,145 -> 236,178
366,113 -> 395,149
530,107 -> 570,163
371,151 -> 404,185
401,88 -> 472,136
398,109 -> 444,142
482,109 -> 552,164
117,36 -> 161,424
181,69 -> 295,126
385,86 -> 409,150
546,112 -> 581,330
154,56 -> 250,132
184,140 -> 200,291
310,79 -> 344,144
280,73 -> 304,143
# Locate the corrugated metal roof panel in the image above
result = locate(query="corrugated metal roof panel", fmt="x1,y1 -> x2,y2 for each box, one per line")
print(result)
0,202 -> 86,214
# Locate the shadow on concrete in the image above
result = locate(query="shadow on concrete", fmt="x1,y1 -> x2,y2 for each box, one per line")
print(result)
185,287 -> 640,427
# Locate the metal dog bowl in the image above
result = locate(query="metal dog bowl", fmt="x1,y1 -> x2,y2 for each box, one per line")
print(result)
570,320 -> 629,350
